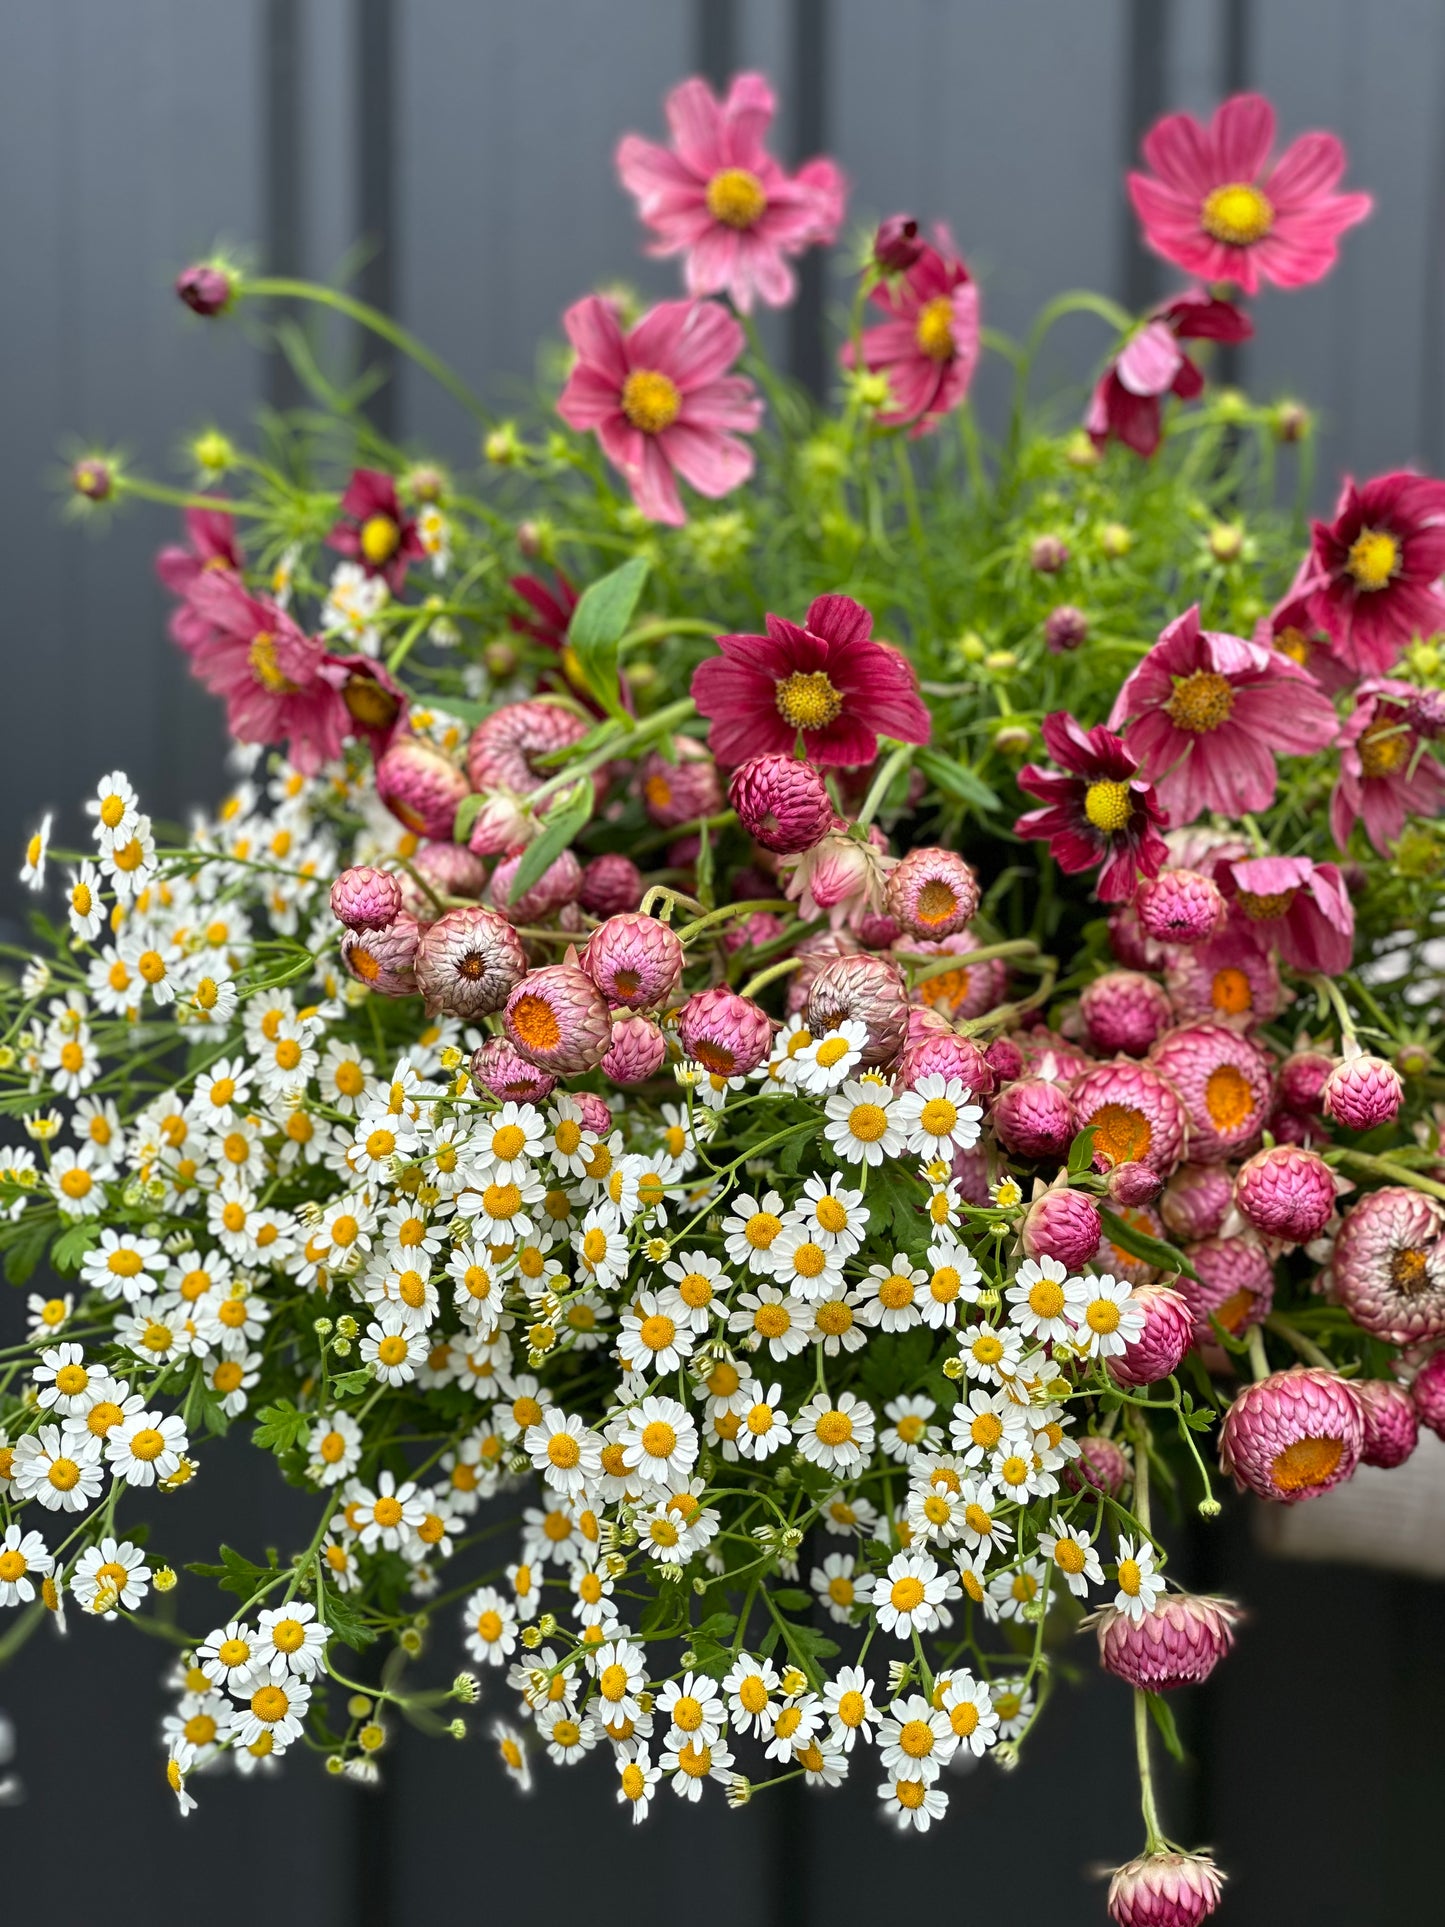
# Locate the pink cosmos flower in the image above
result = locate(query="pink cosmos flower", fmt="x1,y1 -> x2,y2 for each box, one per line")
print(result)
1015,712 -> 1168,903
1307,472 -> 1445,676
1330,678 -> 1445,853
1223,854 -> 1355,975
1109,605 -> 1338,824
1254,571 -> 1354,694
156,510 -> 244,656
1128,91 -> 1372,294
1086,290 -> 1251,457
327,469 -> 425,593
616,72 -> 844,313
691,593 -> 930,767
556,296 -> 762,526
181,571 -> 349,775
839,234 -> 979,435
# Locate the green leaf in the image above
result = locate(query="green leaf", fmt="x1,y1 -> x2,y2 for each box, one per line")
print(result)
328,1369 -> 374,1398
452,792 -> 486,843
1146,1690 -> 1186,1762
507,781 -> 593,904
185,1544 -> 284,1603
566,556 -> 650,720
1066,1125 -> 1099,1178
253,1400 -> 313,1455
3,1216 -> 52,1287
770,1589 -> 812,1612
319,1581 -> 378,1652
915,746 -> 1000,813
49,1221 -> 101,1276
1099,1206 -> 1198,1282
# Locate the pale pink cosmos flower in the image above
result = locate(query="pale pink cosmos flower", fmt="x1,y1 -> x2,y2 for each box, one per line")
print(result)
616,72 -> 844,313
556,295 -> 762,526
1109,605 -> 1338,824
1223,853 -> 1354,975
1128,91 -> 1371,294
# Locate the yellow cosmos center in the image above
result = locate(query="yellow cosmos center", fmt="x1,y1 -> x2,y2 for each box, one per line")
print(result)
775,669 -> 844,731
915,294 -> 956,361
1084,779 -> 1133,833
1359,719 -> 1410,779
1346,527 -> 1400,591
1200,181 -> 1274,246
248,632 -> 297,694
1165,669 -> 1235,733
706,166 -> 766,228
360,514 -> 400,566
620,369 -> 681,435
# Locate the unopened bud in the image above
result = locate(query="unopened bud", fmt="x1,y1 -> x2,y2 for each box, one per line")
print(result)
176,261 -> 236,315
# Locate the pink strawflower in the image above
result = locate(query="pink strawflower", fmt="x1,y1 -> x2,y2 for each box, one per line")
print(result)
178,571 -> 349,775
983,1036 -> 1024,1084
786,931 -> 861,1014
1223,854 -> 1354,975
1062,1434 -> 1132,1498
601,1013 -> 669,1087
729,754 -> 834,855
1165,934 -> 1284,1028
1108,1284 -> 1194,1389
1108,1162 -> 1163,1209
616,72 -> 844,314
1134,869 -> 1226,947
1069,1060 -> 1187,1178
1100,1203 -> 1170,1289
1150,1022 -> 1272,1164
1412,1350 -> 1445,1439
1234,1144 -> 1337,1245
1355,1378 -> 1419,1469
1278,1049 -> 1335,1115
1094,1593 -> 1242,1691
578,853 -> 643,917
1179,1233 -> 1275,1345
1331,678 -> 1445,855
677,985 -> 773,1078
331,866 -> 402,932
414,908 -> 527,1022
902,932 -> 1009,1024
885,847 -> 980,941
581,914 -> 685,1011
805,953 -> 910,1068
1086,289 -> 1252,457
722,910 -> 784,954
1016,711 -> 1168,904
1321,1049 -> 1404,1130
1219,1365 -> 1364,1503
1329,1186 -> 1445,1344
839,233 -> 980,435
504,966 -> 614,1075
574,1094 -> 614,1135
1107,1850 -> 1225,1927
405,841 -> 486,911
339,915 -> 421,998
1080,972 -> 1174,1059
556,295 -> 761,527
640,740 -> 724,828
489,847 -> 584,926
375,736 -> 470,842
467,699 -> 593,797
469,1037 -> 556,1106
1019,1033 -> 1095,1082
326,468 -> 425,593
897,1032 -> 994,1101
1307,471 -> 1445,676
902,1004 -> 953,1046
1021,1188 -> 1102,1271
781,825 -> 894,930
992,1078 -> 1076,1163
1109,605 -> 1338,825
1128,90 -> 1371,294
692,593 -> 930,768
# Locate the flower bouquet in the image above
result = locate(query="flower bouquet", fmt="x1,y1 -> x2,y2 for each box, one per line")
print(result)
6,71 -> 1445,1918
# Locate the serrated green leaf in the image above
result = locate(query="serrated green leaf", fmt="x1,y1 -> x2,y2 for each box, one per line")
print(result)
3,1216 -> 52,1287
185,1543 -> 283,1604
771,1589 -> 811,1611
318,1579 -> 378,1652
1146,1690 -> 1186,1762
253,1399 -> 312,1455
1099,1206 -> 1198,1282
49,1222 -> 101,1276
329,1368 -> 374,1398
567,556 -> 650,720
915,745 -> 1000,812
507,781 -> 594,904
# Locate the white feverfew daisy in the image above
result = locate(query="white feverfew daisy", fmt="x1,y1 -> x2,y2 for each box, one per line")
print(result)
920,1237 -> 984,1329
859,1254 -> 928,1333
879,1772 -> 948,1833
71,1536 -> 151,1616
1113,1535 -> 1166,1622
950,1387 -> 1029,1467
591,1638 -> 648,1723
464,1585 -> 520,1667
0,1523 -> 53,1606
318,1039 -> 375,1115
87,770 -> 140,844
661,1732 -> 734,1802
359,1310 -> 429,1386
879,1692 -> 955,1783
304,1412 -> 363,1487
474,1101 -> 547,1184
524,1409 -> 604,1497
19,813 -> 53,891
619,1396 -> 698,1489
991,1675 -> 1036,1739
894,1074 -> 984,1159
1073,1271 -> 1147,1359
793,1019 -> 868,1093
810,1552 -> 861,1626
728,1283 -> 815,1359
788,1173 -> 869,1255
720,1188 -> 788,1274
11,1425 -> 104,1512
618,1291 -> 696,1376
823,1079 -> 906,1166
795,1390 -> 875,1473
1038,1513 -> 1105,1597
957,1319 -> 1026,1388
880,1394 -> 942,1465
810,1282 -> 868,1357
46,1147 -> 105,1218
824,1665 -> 879,1751
767,1223 -> 846,1302
222,1676 -> 312,1753
32,1344 -> 115,1419
659,1249 -> 726,1331
1006,1255 -> 1088,1345
955,1478 -> 1014,1556
988,1556 -> 1049,1623
732,1379 -> 793,1462
65,860 -> 107,940
571,1208 -> 630,1289
198,1347 -> 262,1417
544,1095 -> 599,1179
722,1651 -> 781,1736
656,1672 -> 727,1748
870,1550 -> 958,1638
107,1410 -> 189,1487
938,1670 -> 999,1757
538,1701 -> 595,1767
254,1601 -> 328,1679
615,1744 -> 663,1823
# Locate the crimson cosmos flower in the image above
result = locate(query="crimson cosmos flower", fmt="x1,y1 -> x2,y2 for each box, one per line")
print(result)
1085,290 -> 1252,457
1015,711 -> 1168,902
839,233 -> 980,435
690,592 -> 930,768
1330,677 -> 1445,854
1306,470 -> 1445,676
327,469 -> 426,593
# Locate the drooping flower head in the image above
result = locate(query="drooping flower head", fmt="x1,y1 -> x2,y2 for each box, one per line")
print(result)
1109,606 -> 1338,824
330,866 -> 403,932
1134,868 -> 1227,948
1086,290 -> 1252,458
1218,1366 -> 1364,1503
616,73 -> 844,314
414,908 -> 528,1022
1128,91 -> 1371,293
1355,1378 -> 1419,1469
374,736 -> 470,842
1330,678 -> 1445,854
339,916 -> 421,998
1094,1592 -> 1242,1691
1149,1021 -> 1272,1164
1079,971 -> 1173,1059
1015,712 -> 1168,904
692,594 -> 929,768
1329,1186 -> 1445,1344
326,469 -> 426,593
469,1036 -> 556,1106
676,986 -> 773,1078
1307,471 -> 1445,676
556,296 -> 761,527
1107,1284 -> 1194,1389
1233,1144 -> 1338,1246
840,233 -> 980,435
805,955 -> 910,1069
1107,1849 -> 1225,1927
1221,854 -> 1354,975
581,915 -> 685,1012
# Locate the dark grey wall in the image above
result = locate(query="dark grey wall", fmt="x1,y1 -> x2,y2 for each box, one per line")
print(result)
2,4 -> 1443,1921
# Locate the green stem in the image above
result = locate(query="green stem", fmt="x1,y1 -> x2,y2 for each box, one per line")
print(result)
1133,1689 -> 1166,1854
1246,1326 -> 1271,1383
112,475 -> 269,519
738,956 -> 806,1000
673,900 -> 792,946
1326,1148 -> 1445,1204
1264,1314 -> 1332,1371
855,744 -> 916,829
896,939 -> 1043,985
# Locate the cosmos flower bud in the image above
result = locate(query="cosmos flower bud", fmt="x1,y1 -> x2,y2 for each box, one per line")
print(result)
601,1013 -> 669,1086
582,913 -> 685,1010
1094,1592 -> 1242,1691
465,793 -> 535,859
1233,1144 -> 1337,1244
504,965 -> 614,1074
1107,1284 -> 1193,1388
1134,868 -> 1227,946
805,953 -> 910,1067
1354,1377 -> 1419,1468
885,846 -> 980,941
1021,1188 -> 1102,1270
1106,1851 -> 1225,1926
1321,1050 -> 1404,1130
1029,534 -> 1069,574
1218,1366 -> 1364,1504
339,915 -> 421,998
469,1036 -> 557,1104
578,852 -> 644,916
72,457 -> 114,502
992,1077 -> 1075,1162
873,213 -> 923,271
677,986 -> 774,1078
414,907 -> 527,1020
176,261 -> 235,315
1079,971 -> 1173,1058
728,753 -> 834,857
375,737 -> 471,841
1044,604 -> 1089,654
330,865 -> 403,931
